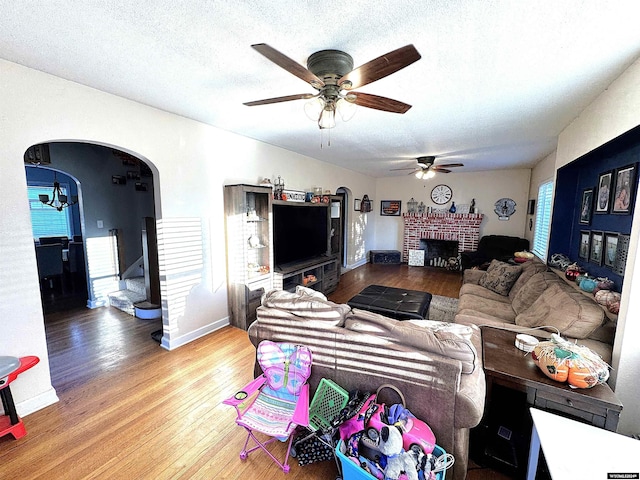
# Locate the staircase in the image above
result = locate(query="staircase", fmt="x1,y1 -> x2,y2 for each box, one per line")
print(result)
108,277 -> 147,316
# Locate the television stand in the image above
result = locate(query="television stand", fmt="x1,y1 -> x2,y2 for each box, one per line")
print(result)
273,256 -> 340,295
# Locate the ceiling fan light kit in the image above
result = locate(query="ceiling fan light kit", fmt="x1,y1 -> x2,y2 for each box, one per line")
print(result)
244,43 -> 421,131
392,155 -> 464,179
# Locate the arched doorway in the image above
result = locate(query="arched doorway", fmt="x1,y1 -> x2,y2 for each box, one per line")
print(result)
336,186 -> 352,268
25,141 -> 160,322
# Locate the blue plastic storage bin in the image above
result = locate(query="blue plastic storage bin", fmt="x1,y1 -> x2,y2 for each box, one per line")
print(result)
335,440 -> 447,480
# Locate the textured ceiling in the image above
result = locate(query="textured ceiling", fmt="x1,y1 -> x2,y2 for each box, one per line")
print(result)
2,1 -> 640,177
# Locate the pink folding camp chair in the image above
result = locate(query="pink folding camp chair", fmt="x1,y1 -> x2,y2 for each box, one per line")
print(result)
223,340 -> 313,473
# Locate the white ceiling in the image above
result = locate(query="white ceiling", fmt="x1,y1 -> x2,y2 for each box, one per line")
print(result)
2,1 -> 640,177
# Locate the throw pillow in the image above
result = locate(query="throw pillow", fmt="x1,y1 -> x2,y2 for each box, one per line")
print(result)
478,260 -> 523,296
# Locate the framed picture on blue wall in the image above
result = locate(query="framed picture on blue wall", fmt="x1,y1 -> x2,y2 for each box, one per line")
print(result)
595,171 -> 613,214
579,230 -> 590,260
590,230 -> 604,265
612,163 -> 636,214
579,188 -> 594,224
604,232 -> 618,268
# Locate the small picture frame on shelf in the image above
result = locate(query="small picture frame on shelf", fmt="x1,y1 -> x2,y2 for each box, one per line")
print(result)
579,188 -> 594,225
380,200 -> 401,216
589,230 -> 604,265
354,198 -> 361,211
595,171 -> 613,214
611,163 -> 636,214
604,232 -> 618,268
579,230 -> 590,260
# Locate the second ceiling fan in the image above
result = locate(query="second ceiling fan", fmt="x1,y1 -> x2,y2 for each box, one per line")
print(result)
391,156 -> 464,178
244,43 -> 421,129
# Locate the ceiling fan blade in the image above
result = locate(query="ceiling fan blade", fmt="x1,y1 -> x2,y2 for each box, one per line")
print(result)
251,44 -> 325,88
338,44 -> 421,90
435,163 -> 464,168
432,168 -> 452,173
350,92 -> 412,113
390,167 -> 418,171
244,93 -> 315,106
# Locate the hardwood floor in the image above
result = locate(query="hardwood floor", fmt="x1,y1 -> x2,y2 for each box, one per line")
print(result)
0,264 -> 511,479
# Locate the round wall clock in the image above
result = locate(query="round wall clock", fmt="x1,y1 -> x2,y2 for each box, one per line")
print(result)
431,184 -> 453,205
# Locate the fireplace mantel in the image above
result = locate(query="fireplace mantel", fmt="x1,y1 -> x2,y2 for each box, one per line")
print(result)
402,213 -> 484,262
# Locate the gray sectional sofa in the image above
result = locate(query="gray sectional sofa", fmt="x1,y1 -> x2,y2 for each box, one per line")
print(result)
247,288 -> 485,480
454,258 -> 616,364
244,257 -> 617,480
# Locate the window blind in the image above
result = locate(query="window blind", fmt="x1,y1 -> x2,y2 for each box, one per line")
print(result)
28,185 -> 72,239
532,180 -> 554,260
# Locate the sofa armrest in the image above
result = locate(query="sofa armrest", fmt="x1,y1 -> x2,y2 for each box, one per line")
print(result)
463,268 -> 485,285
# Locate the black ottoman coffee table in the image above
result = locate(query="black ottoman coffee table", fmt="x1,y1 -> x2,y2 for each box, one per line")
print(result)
347,285 -> 432,320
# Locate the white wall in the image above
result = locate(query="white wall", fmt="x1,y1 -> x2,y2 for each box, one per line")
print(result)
555,57 -> 640,436
374,169 -> 532,250
0,59 -> 376,415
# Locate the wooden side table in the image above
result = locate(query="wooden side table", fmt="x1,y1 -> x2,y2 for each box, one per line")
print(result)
481,327 -> 622,431
472,327 -> 623,475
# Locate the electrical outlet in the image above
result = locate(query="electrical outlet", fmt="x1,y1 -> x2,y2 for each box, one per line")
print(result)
97,220 -> 104,228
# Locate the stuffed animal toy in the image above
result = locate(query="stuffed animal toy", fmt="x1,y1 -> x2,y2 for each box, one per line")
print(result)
378,425 -> 419,480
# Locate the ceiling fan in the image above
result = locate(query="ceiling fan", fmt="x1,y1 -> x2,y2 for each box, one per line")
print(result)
243,43 -> 421,129
391,156 -> 464,178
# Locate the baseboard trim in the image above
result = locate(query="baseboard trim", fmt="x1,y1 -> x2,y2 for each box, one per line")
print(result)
18,387 -> 59,417
161,317 -> 230,351
344,257 -> 368,272
87,299 -> 107,309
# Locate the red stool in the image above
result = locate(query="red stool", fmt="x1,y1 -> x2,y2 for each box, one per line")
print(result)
0,355 -> 40,439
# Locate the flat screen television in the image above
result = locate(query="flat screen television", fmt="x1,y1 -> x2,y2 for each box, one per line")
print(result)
273,202 -> 328,268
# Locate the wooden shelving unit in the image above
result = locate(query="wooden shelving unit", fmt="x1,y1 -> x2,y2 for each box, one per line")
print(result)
273,256 -> 340,295
224,184 -> 273,330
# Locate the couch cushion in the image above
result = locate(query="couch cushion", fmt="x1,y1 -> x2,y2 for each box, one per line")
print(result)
511,271 -> 561,315
515,283 -> 605,338
407,319 -> 474,341
478,260 -> 523,296
261,289 -> 350,326
345,308 -> 478,374
457,294 -> 516,322
459,283 -> 513,303
509,259 -> 549,300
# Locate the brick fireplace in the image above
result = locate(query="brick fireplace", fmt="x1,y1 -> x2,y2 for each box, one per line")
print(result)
402,213 -> 484,262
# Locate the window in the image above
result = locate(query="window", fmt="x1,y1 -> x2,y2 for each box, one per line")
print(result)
532,180 -> 554,261
28,185 -> 72,240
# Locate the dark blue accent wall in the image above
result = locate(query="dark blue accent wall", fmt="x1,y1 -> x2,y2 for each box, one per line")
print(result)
548,125 -> 640,291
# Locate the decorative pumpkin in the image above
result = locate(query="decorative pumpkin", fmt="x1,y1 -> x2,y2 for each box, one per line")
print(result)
549,253 -> 572,271
531,334 -> 609,389
595,290 -> 620,306
565,269 -> 581,281
580,278 -> 597,293
575,273 -> 590,286
596,277 -> 615,291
